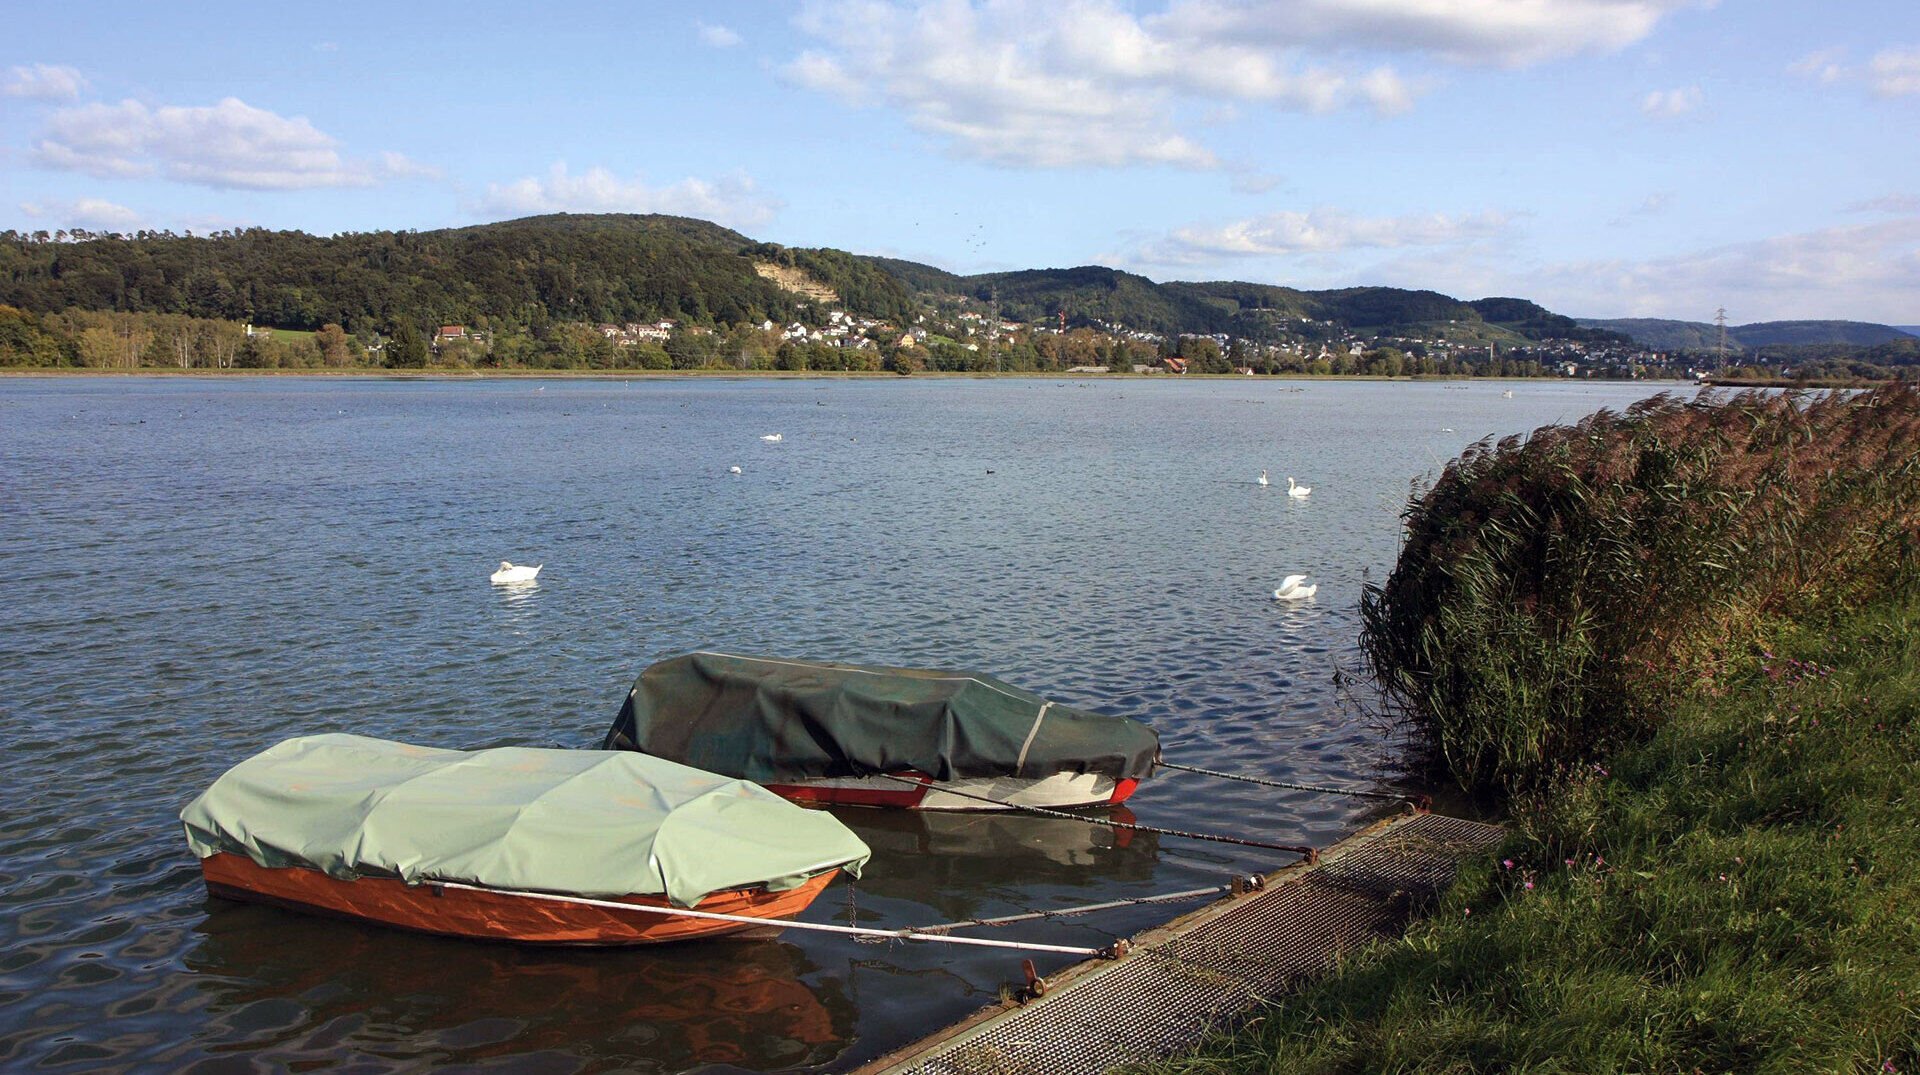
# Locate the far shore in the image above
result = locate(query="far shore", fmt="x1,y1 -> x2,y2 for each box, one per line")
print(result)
0,367 -> 1692,384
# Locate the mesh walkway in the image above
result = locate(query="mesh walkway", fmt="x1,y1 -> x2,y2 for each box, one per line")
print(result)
857,811 -> 1503,1075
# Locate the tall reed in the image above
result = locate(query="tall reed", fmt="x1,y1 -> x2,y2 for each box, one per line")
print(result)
1363,385 -> 1920,797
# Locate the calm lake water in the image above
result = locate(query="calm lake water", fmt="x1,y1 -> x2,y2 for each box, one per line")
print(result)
1,374 -> 1684,1072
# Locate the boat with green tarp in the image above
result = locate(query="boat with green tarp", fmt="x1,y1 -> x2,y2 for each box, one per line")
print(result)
601,652 -> 1162,810
180,733 -> 871,944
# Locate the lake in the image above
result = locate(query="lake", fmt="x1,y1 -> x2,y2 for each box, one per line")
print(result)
0,374 -> 1684,1072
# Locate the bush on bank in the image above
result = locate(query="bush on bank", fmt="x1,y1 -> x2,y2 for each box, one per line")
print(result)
1153,596 -> 1920,1074
1361,385 -> 1920,798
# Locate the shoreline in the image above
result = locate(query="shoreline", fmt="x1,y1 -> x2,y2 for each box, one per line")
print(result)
0,367 -> 1689,384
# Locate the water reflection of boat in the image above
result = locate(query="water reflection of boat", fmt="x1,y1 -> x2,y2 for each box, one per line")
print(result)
840,806 -> 1160,920
181,735 -> 870,945
182,912 -> 854,1071
603,652 -> 1161,810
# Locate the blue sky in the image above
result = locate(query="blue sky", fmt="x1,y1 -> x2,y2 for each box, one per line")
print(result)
4,0 -> 1916,322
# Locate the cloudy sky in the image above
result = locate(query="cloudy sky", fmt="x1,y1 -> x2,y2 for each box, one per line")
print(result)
5,0 -> 1916,322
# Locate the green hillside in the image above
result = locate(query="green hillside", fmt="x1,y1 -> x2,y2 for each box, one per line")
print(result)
0,214 -> 901,333
1577,316 -> 1912,350
3,213 -> 1625,348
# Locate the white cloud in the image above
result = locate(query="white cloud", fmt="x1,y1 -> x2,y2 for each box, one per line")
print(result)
1788,46 -> 1848,84
1788,44 -> 1920,98
1640,84 -> 1702,117
475,164 -> 783,229
1160,0 -> 1689,68
1136,207 -> 1511,264
697,21 -> 742,47
376,151 -> 443,181
31,97 -> 429,190
4,63 -> 88,100
1536,218 -> 1920,322
1869,47 -> 1920,97
786,0 -> 1686,170
19,197 -> 142,231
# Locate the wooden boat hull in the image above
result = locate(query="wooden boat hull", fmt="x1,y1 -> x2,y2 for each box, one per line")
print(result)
199,852 -> 838,946
764,770 -> 1141,811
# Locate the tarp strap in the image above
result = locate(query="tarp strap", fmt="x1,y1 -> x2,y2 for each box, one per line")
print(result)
429,880 -> 1112,957
874,774 -> 1317,860
1014,702 -> 1052,776
1159,760 -> 1427,807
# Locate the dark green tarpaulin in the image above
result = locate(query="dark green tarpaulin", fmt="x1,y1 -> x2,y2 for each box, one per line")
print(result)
601,652 -> 1160,783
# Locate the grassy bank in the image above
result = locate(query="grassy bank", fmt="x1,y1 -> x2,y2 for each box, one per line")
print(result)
1153,594 -> 1919,1073
1145,387 -> 1920,1073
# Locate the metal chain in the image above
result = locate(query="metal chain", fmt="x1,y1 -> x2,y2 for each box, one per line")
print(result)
873,774 -> 1316,859
1158,760 -> 1423,805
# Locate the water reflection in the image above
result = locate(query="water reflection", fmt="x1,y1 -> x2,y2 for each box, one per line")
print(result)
179,904 -> 854,1072
840,807 -> 1159,921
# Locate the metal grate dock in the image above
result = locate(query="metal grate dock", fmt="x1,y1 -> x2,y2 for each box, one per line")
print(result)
855,811 -> 1504,1075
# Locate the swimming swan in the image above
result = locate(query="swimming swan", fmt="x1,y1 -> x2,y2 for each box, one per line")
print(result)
1287,477 -> 1311,498
1273,575 -> 1317,600
491,561 -> 541,584
728,465 -> 742,474
1258,470 -> 1269,486
761,433 -> 783,442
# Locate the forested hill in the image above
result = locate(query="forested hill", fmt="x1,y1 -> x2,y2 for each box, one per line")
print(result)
0,214 -> 916,333
1576,317 -> 1914,350
2,212 -> 1610,345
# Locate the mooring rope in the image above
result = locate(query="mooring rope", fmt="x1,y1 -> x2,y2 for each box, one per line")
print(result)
873,774 -> 1317,859
430,880 -> 1113,957
1159,760 -> 1425,806
913,884 -> 1235,934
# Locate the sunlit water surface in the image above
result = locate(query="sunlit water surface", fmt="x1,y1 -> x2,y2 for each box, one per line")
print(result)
0,375 -> 1683,1072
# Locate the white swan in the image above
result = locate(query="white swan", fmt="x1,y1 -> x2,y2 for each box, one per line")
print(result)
1287,476 -> 1311,498
1273,575 -> 1317,600
490,561 -> 541,584
1501,390 -> 1514,399
761,433 -> 783,442
728,465 -> 742,474
1257,470 -> 1269,486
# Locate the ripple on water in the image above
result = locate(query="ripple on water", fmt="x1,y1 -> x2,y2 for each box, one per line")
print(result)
0,375 -> 1680,1073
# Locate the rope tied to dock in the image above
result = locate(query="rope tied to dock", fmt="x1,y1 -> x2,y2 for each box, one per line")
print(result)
872,773 -> 1318,860
1159,760 -> 1430,809
429,880 -> 1121,958
913,883 -> 1244,935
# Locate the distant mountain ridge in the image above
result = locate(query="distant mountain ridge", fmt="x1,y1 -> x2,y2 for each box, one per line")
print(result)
1576,317 -> 1913,351
0,212 -> 1622,347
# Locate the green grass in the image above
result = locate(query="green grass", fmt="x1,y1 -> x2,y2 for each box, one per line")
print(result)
1142,588 -> 1920,1075
1133,387 -> 1920,1073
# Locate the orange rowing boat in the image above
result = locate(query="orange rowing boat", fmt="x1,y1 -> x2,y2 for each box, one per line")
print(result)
200,853 -> 841,945
182,734 -> 872,945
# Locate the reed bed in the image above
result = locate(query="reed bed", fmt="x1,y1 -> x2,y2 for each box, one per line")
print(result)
1362,385 -> 1920,797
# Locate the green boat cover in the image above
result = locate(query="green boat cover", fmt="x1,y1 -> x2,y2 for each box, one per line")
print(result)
180,733 -> 870,907
601,652 -> 1161,784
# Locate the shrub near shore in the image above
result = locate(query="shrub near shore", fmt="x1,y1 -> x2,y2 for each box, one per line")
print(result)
1155,596 -> 1920,1073
1146,386 -> 1920,1074
1362,386 -> 1920,797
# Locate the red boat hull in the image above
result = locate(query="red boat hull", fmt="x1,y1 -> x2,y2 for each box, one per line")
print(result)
199,853 -> 838,946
